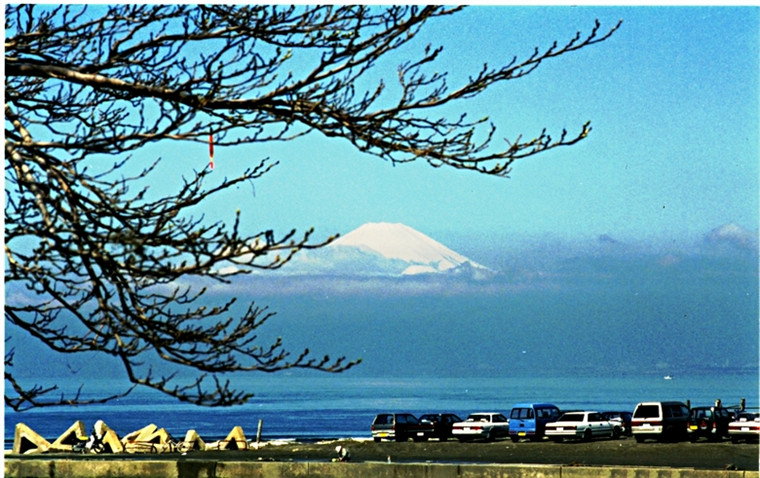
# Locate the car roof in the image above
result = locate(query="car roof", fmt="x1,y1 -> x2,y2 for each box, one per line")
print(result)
511,403 -> 558,408
636,401 -> 687,406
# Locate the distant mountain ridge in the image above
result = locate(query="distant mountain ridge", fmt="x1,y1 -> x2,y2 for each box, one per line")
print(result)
283,222 -> 495,279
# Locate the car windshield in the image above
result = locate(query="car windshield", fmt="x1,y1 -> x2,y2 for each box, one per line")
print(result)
511,408 -> 533,419
467,415 -> 490,422
738,413 -> 759,421
633,405 -> 659,418
558,413 -> 584,422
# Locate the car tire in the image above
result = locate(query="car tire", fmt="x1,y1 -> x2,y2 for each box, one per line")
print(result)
612,427 -> 621,439
583,429 -> 593,442
510,436 -> 520,443
373,437 -> 381,443
635,435 -> 645,443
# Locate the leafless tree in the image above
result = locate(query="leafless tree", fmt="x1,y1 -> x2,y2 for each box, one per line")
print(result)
4,4 -> 621,410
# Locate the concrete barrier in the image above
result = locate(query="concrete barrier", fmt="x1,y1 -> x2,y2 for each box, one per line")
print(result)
4,459 -> 759,478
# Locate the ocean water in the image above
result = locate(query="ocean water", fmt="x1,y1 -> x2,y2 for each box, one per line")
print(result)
5,371 -> 758,448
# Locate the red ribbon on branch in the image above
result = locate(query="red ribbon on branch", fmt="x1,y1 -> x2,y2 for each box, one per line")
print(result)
208,134 -> 215,170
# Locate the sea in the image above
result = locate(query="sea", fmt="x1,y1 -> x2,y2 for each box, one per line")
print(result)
5,371 -> 758,449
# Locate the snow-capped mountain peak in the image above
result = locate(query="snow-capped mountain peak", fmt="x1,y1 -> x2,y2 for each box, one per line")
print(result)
218,222 -> 494,279
332,223 -> 463,267
328,222 -> 490,276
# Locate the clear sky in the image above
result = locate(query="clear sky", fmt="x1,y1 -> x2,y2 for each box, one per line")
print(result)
6,5 -> 758,393
159,6 -> 756,256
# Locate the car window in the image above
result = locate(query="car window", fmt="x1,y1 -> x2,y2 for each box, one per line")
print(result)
511,408 -> 534,419
376,414 -> 391,425
589,413 -> 602,421
559,413 -> 582,422
493,414 -> 507,423
633,405 -> 659,418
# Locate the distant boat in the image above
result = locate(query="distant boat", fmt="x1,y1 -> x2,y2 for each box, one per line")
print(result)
663,375 -> 673,380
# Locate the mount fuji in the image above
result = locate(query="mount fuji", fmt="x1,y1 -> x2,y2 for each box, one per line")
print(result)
279,222 -> 495,279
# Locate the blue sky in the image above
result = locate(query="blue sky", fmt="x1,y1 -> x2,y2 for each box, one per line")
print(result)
156,6 -> 758,257
5,6 -> 758,404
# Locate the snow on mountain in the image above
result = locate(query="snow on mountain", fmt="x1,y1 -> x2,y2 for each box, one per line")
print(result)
330,223 -> 487,274
285,222 -> 495,278
704,223 -> 758,251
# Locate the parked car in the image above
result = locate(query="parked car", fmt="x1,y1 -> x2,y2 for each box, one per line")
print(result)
508,403 -> 561,442
545,411 -> 621,442
419,413 -> 462,441
451,412 -> 510,442
601,411 -> 633,436
687,406 -> 733,442
631,401 -> 690,442
371,413 -> 433,442
728,412 -> 760,444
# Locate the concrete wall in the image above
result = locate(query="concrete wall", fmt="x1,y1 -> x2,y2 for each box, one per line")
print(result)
4,459 -> 759,478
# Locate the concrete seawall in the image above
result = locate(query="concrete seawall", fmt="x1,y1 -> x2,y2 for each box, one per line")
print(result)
5,459 -> 759,478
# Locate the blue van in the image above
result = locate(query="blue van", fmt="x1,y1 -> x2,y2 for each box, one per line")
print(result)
509,403 -> 561,442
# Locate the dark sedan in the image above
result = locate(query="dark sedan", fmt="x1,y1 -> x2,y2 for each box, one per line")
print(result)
419,413 -> 462,441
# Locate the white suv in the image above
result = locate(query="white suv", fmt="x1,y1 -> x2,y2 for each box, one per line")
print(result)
631,401 -> 690,442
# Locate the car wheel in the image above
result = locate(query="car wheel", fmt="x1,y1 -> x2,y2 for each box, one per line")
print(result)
373,437 -> 381,443
395,434 -> 406,442
510,436 -> 519,443
612,427 -> 621,440
551,437 -> 563,443
583,429 -> 592,442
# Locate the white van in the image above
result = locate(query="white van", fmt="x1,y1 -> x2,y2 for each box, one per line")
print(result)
631,401 -> 690,442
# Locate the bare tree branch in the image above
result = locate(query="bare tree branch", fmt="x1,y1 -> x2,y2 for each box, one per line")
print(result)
4,4 -> 620,409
